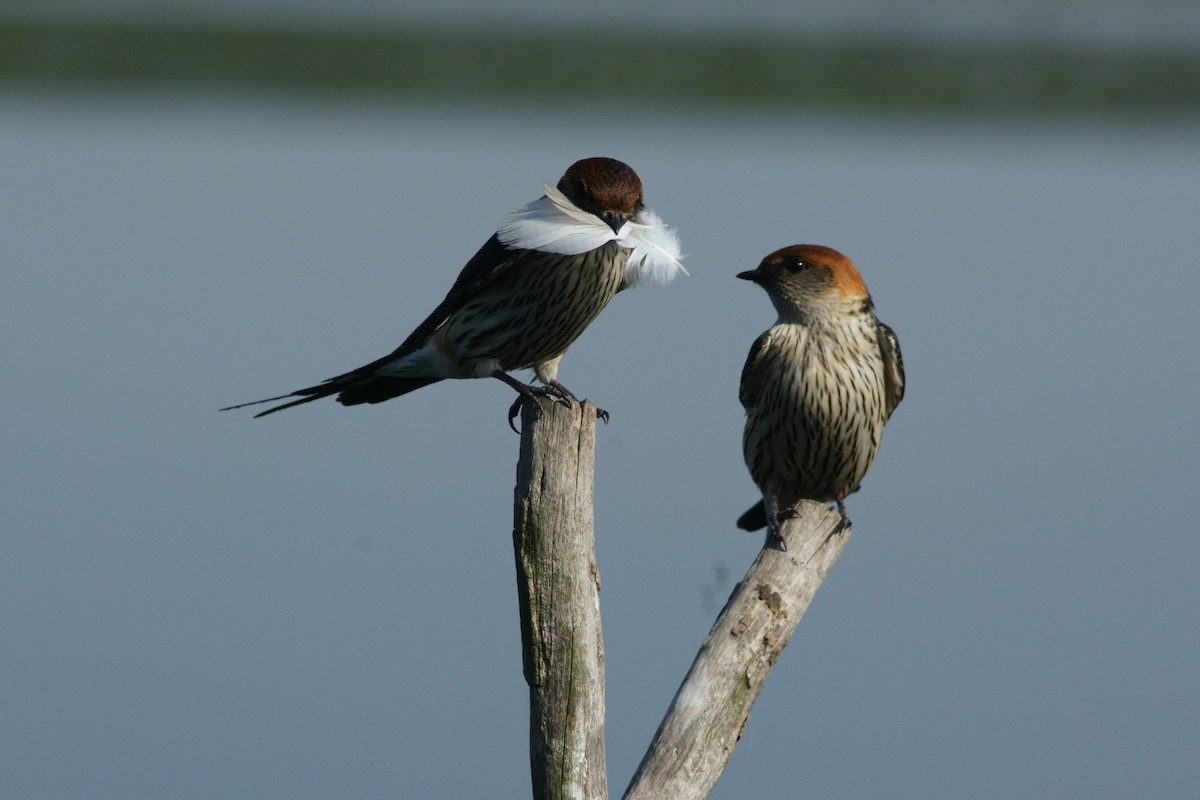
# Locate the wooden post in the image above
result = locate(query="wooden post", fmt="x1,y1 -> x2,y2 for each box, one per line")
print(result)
622,501 -> 848,800
512,397 -> 608,800
511,395 -> 850,800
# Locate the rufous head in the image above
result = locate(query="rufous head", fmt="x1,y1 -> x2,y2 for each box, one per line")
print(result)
738,245 -> 869,320
556,157 -> 645,234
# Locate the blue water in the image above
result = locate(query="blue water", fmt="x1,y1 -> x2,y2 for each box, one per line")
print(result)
3,89 -> 1199,800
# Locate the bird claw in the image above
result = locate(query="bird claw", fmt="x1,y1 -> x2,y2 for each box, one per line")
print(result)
507,396 -> 525,433
823,499 -> 852,542
544,380 -> 578,408
766,526 -> 788,552
502,380 -> 575,433
764,498 -> 799,551
554,382 -> 609,423
494,371 -> 607,432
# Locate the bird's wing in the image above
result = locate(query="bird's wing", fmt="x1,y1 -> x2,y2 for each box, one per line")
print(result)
877,321 -> 905,419
384,233 -> 524,360
738,330 -> 774,409
220,235 -> 524,416
287,234 -> 523,385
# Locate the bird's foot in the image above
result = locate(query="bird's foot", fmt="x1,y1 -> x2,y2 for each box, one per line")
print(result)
495,372 -> 575,433
493,372 -> 608,431
507,389 -> 568,433
766,525 -> 787,552
764,498 -> 850,550
764,497 -> 797,552
506,396 -> 524,433
825,499 -> 852,542
543,379 -> 578,407
544,381 -> 609,422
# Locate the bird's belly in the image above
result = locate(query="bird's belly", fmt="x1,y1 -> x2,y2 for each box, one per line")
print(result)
743,350 -> 884,503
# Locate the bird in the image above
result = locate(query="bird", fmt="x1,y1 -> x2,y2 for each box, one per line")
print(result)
222,157 -> 684,426
736,245 -> 904,549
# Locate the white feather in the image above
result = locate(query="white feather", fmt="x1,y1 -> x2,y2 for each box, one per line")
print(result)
617,208 -> 687,287
496,182 -> 686,287
496,183 -> 614,255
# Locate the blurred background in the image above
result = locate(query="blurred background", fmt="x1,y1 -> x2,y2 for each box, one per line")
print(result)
3,2 -> 1199,798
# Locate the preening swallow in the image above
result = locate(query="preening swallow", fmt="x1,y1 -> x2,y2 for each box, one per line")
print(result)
223,157 -> 684,426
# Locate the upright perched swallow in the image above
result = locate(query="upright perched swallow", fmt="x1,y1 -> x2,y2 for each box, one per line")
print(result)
223,157 -> 684,423
736,245 -> 904,548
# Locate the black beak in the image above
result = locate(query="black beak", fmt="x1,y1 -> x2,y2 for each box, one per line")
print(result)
736,269 -> 762,283
601,211 -> 626,235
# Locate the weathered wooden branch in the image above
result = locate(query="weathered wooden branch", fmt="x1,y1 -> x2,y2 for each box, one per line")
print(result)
622,502 -> 848,800
511,396 -> 849,800
512,397 -> 607,800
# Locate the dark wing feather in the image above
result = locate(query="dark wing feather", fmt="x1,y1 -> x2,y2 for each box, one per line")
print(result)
287,234 -> 522,384
385,234 -> 521,361
877,321 -> 905,419
738,330 -> 773,409
221,235 -> 523,416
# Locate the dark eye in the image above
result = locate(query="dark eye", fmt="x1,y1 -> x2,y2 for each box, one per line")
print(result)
785,257 -> 807,273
